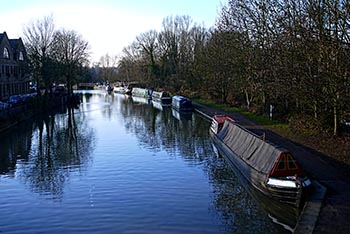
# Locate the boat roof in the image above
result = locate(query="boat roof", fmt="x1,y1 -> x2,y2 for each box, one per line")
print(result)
217,121 -> 288,174
214,115 -> 234,124
172,95 -> 189,100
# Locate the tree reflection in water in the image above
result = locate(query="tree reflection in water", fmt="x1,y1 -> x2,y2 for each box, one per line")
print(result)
0,92 -> 297,232
0,119 -> 32,175
122,97 -> 291,233
1,106 -> 95,200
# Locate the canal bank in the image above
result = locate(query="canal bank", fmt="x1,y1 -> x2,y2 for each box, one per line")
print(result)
193,102 -> 350,234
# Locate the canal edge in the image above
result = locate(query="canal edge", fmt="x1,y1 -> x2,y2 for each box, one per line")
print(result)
294,180 -> 326,234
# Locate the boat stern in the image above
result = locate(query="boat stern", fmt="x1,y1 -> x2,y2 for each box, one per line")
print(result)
210,115 -> 234,134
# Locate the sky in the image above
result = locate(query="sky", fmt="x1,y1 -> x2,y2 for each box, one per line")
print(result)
1,0 -> 224,63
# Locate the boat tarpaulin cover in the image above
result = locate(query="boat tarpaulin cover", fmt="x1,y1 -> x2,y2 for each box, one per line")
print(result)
217,121 -> 284,174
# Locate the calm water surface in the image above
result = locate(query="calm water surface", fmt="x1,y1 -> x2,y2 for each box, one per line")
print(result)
0,90 -> 294,234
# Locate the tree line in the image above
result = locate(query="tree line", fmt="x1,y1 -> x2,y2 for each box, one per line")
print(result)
23,1 -> 350,135
116,0 -> 350,135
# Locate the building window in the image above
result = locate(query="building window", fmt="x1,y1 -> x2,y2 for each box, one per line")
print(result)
5,66 -> 10,76
19,51 -> 24,61
3,48 -> 10,59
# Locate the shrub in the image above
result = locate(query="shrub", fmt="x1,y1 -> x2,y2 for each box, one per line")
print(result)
288,114 -> 324,136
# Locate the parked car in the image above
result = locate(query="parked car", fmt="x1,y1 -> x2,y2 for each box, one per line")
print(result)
0,101 -> 11,110
21,93 -> 33,102
8,95 -> 23,105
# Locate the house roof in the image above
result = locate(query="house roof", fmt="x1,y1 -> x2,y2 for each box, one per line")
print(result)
0,32 -> 25,57
9,39 -> 21,52
0,32 -> 4,44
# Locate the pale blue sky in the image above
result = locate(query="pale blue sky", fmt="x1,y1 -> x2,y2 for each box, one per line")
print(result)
1,0 -> 224,62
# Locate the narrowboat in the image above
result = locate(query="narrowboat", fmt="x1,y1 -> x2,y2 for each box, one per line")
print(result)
210,115 -> 311,208
171,95 -> 192,112
131,88 -> 152,99
151,91 -> 171,105
114,85 -> 130,94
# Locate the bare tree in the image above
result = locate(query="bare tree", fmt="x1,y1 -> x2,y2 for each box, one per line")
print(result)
119,42 -> 144,83
52,29 -> 90,94
23,15 -> 56,94
158,15 -> 194,92
136,30 -> 159,87
99,54 -> 118,83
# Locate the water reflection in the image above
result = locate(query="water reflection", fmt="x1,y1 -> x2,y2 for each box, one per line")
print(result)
172,108 -> 193,121
116,93 -> 291,233
0,119 -> 32,175
125,96 -> 204,164
0,91 -> 294,233
0,106 -> 95,200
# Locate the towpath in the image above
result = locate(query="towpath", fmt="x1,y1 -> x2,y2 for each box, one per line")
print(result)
193,102 -> 350,234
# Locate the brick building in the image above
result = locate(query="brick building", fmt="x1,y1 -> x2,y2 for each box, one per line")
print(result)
0,31 -> 30,101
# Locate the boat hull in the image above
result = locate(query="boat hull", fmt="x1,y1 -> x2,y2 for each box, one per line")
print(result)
210,130 -> 307,208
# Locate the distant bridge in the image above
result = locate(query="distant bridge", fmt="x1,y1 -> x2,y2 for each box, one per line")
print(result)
78,83 -> 96,90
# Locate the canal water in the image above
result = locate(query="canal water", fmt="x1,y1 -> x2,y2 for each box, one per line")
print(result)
0,90 -> 297,234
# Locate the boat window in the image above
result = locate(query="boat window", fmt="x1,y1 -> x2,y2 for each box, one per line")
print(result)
276,155 -> 286,170
287,154 -> 298,170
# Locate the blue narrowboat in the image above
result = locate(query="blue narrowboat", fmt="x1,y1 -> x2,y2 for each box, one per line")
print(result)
171,95 -> 192,112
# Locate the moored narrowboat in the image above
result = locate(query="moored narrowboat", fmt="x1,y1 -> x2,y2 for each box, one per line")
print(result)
172,95 -> 192,112
152,91 -> 171,105
114,85 -> 130,94
131,88 -> 152,99
210,115 -> 311,208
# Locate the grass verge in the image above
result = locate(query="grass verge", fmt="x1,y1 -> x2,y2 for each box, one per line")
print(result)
193,98 -> 284,126
193,98 -> 349,166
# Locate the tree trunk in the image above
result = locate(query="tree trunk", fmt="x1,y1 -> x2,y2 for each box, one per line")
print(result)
333,95 -> 339,136
245,89 -> 251,109
313,100 -> 318,119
